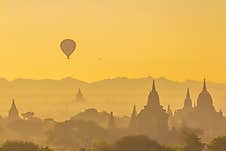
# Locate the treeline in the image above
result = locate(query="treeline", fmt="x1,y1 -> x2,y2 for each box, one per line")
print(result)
0,141 -> 53,151
2,134 -> 226,151
89,134 -> 226,151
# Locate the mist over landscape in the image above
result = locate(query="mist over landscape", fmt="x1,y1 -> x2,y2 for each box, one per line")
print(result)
1,0 -> 226,150
0,76 -> 225,121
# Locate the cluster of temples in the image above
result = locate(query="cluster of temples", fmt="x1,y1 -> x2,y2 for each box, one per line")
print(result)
6,79 -> 226,141
126,79 -> 226,141
171,80 -> 225,137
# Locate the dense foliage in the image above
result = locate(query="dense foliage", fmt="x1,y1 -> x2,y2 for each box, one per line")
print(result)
0,142 -> 53,151
3,134 -> 226,151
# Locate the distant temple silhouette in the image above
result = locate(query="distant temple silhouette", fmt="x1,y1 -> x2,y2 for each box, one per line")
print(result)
5,79 -> 226,140
128,79 -> 226,141
76,88 -> 86,102
108,112 -> 116,129
8,99 -> 20,121
129,81 -> 169,141
129,105 -> 137,129
173,79 -> 225,136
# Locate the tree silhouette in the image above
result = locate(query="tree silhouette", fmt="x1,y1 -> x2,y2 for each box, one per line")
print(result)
40,147 -> 54,151
92,142 -> 112,151
114,135 -> 173,151
47,120 -> 109,150
0,141 -> 39,151
182,130 -> 205,151
0,141 -> 54,151
207,136 -> 226,151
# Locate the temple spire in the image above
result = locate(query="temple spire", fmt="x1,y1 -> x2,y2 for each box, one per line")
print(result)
147,80 -> 160,107
129,105 -> 137,128
76,88 -> 86,102
152,80 -> 156,92
12,99 -> 15,107
108,112 -> 116,129
203,79 -> 207,91
186,88 -> 190,99
132,105 -> 137,117
183,88 -> 193,111
167,105 -> 173,117
8,99 -> 20,121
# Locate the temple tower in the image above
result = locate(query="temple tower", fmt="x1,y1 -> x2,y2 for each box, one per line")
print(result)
8,99 -> 20,121
76,88 -> 86,102
146,80 -> 160,108
135,80 -> 169,142
129,105 -> 137,128
108,112 -> 116,129
167,105 -> 173,117
183,88 -> 193,112
196,79 -> 215,112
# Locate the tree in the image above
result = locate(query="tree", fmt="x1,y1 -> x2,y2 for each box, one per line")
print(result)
21,112 -> 35,120
0,141 -> 54,151
207,136 -> 226,151
92,142 -> 112,151
114,135 -> 173,151
47,120 -> 109,150
182,130 -> 205,151
40,147 -> 54,151
0,141 -> 39,151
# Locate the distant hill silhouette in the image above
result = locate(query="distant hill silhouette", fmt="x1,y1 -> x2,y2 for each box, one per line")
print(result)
0,77 -> 225,121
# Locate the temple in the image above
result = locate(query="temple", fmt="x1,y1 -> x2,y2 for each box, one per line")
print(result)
183,88 -> 193,112
173,79 -> 226,137
127,79 -> 226,141
130,81 -> 169,141
76,88 -> 86,102
8,99 -> 20,121
108,112 -> 116,129
129,105 -> 137,129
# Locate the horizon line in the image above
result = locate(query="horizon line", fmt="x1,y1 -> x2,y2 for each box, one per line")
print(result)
0,76 -> 225,85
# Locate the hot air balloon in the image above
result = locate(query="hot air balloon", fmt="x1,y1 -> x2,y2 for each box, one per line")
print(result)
60,39 -> 76,59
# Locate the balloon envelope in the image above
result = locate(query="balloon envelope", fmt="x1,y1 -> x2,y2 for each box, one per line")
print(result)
60,39 -> 76,59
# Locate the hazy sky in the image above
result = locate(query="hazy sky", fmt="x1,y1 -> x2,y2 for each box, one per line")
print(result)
0,0 -> 226,82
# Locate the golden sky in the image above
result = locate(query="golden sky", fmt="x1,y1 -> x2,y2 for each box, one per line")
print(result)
0,0 -> 226,82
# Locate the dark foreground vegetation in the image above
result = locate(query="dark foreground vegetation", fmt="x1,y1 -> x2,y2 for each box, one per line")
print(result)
2,134 -> 226,151
0,141 -> 53,151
